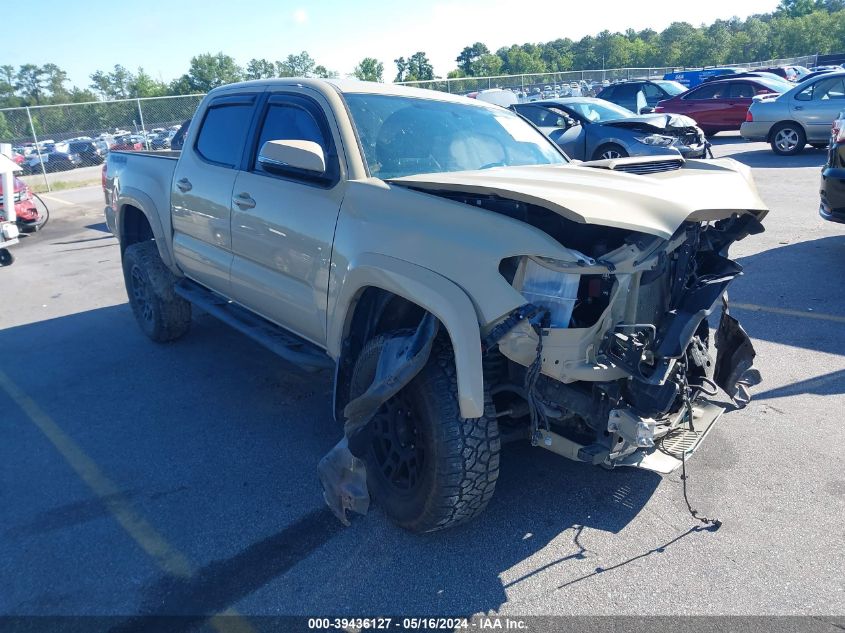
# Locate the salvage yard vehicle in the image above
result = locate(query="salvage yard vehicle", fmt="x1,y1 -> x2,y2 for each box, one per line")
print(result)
741,71 -> 845,155
595,79 -> 687,114
655,76 -> 785,137
104,79 -> 767,533
820,110 -> 845,223
511,97 -> 706,160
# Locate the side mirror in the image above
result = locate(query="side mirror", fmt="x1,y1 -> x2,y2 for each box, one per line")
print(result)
640,107 -> 656,114
258,139 -> 326,174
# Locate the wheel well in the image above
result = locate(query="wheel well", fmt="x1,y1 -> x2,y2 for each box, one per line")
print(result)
767,120 -> 805,142
334,287 -> 428,420
120,204 -> 154,255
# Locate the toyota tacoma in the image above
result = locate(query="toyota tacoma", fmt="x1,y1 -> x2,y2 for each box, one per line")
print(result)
104,79 -> 767,533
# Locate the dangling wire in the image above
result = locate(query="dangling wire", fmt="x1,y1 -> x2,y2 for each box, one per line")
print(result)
678,390 -> 722,530
524,315 -> 549,445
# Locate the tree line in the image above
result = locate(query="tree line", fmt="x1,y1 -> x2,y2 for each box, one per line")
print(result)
1,0 -> 844,111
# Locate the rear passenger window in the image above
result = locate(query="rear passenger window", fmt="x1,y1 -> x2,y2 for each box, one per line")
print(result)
195,103 -> 253,167
729,83 -> 754,99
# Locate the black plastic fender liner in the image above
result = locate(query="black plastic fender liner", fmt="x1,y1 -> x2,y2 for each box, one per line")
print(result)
318,313 -> 439,525
714,296 -> 761,408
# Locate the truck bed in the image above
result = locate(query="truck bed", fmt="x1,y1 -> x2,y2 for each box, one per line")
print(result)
103,150 -> 180,238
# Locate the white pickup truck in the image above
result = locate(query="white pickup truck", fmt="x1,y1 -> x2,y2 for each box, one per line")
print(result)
104,79 -> 767,532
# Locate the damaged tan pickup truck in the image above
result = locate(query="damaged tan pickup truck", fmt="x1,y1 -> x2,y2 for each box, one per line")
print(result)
104,79 -> 767,533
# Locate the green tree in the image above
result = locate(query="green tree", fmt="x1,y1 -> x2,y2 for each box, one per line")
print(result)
406,52 -> 434,81
471,54 -> 503,77
352,57 -> 384,82
16,64 -> 48,104
244,58 -> 276,80
776,0 -> 820,17
314,65 -> 339,78
130,68 -> 168,98
455,42 -> 490,75
276,51 -> 316,77
181,52 -> 242,92
90,64 -> 134,99
394,56 -> 409,81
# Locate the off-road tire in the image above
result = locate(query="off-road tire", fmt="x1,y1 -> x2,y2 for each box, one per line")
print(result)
122,241 -> 191,342
770,122 -> 806,156
350,333 -> 500,533
592,143 -> 628,161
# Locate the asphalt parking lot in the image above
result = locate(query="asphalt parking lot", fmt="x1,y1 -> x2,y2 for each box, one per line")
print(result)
1,135 -> 844,626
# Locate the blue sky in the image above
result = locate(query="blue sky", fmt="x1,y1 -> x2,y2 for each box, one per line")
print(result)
10,0 -> 780,87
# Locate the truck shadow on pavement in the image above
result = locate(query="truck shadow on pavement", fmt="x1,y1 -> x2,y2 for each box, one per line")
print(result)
710,138 -> 827,168
1,304 -> 672,623
730,235 -> 845,356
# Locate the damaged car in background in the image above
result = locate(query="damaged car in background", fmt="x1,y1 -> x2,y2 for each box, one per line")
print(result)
103,79 -> 766,534
510,97 -> 708,161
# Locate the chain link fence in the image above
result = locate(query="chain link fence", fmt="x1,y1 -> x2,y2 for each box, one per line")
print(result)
397,55 -> 820,94
0,53 -> 823,191
0,95 -> 202,191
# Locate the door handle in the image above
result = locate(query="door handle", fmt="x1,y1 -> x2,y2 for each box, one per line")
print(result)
233,192 -> 256,210
176,177 -> 192,192
794,106 -> 804,110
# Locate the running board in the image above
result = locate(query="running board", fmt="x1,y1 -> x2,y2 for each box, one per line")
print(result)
175,279 -> 334,372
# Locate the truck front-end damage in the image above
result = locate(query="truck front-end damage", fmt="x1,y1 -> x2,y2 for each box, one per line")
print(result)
489,212 -> 764,473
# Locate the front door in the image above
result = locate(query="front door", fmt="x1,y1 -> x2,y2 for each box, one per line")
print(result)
228,90 -> 345,348
171,91 -> 261,292
793,75 -> 845,142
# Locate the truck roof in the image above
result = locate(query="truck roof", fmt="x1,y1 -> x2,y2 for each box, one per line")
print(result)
207,77 -> 491,108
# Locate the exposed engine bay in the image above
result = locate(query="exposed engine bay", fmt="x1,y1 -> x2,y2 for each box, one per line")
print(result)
430,190 -> 765,472
603,113 -> 704,148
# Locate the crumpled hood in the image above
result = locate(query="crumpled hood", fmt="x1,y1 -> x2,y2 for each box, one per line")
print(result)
389,159 -> 768,240
603,113 -> 699,131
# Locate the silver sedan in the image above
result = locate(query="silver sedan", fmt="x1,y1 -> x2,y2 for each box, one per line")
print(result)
741,71 -> 845,155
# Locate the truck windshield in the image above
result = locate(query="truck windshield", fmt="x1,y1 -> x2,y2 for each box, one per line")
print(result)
344,93 -> 567,179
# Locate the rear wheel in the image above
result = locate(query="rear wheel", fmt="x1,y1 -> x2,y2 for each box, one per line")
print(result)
770,122 -> 806,156
122,241 -> 191,342
592,143 -> 628,160
350,333 -> 500,533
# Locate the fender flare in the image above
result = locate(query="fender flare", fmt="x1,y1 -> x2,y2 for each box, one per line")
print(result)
328,253 -> 485,419
116,187 -> 178,272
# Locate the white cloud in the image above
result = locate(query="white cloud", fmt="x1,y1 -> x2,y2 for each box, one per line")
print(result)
293,8 -> 308,24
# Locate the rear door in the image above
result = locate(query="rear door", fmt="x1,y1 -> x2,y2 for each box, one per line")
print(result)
678,82 -> 731,130
227,89 -> 346,347
724,82 -> 756,127
171,91 -> 261,293
793,75 -> 845,142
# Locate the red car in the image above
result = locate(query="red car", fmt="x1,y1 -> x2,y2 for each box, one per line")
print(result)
0,176 -> 44,231
654,76 -> 786,136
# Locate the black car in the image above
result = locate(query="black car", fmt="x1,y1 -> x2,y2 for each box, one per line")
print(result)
596,79 -> 687,114
23,151 -> 82,174
67,140 -> 107,166
820,112 -> 845,223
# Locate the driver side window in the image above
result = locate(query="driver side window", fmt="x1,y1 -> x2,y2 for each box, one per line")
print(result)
814,77 -> 845,100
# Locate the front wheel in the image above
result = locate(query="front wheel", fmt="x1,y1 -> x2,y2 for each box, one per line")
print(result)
592,143 -> 628,160
122,241 -> 191,342
350,334 -> 500,533
770,122 -> 806,156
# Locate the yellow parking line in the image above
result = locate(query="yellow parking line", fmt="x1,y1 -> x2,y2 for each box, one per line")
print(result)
37,194 -> 74,206
731,302 -> 845,325
0,369 -> 253,633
